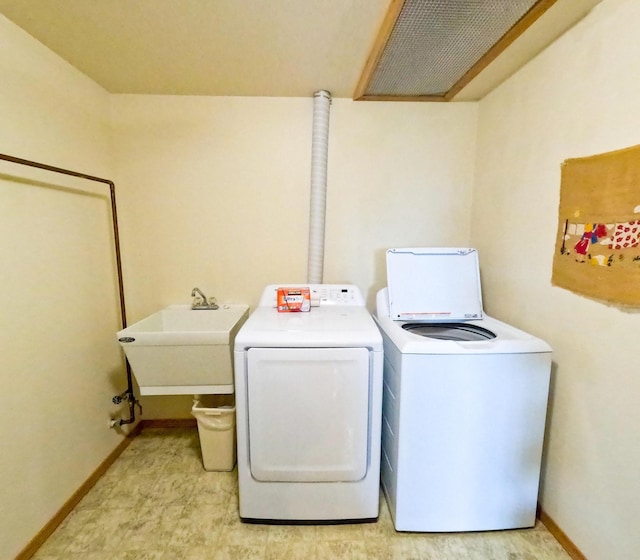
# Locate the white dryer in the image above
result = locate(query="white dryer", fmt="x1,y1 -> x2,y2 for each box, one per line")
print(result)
233,284 -> 383,522
374,248 -> 552,532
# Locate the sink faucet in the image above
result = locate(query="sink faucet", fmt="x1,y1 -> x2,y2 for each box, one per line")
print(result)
191,287 -> 219,310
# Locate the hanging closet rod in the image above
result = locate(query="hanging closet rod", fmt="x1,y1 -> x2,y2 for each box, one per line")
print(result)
0,152 -> 128,329
0,152 -> 140,425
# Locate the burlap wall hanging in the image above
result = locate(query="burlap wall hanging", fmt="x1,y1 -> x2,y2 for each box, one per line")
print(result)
552,144 -> 640,307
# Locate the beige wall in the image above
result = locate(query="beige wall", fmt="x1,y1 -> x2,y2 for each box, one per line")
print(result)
110,95 -> 477,418
7,1 -> 636,557
471,1 -> 640,558
0,16 -> 127,559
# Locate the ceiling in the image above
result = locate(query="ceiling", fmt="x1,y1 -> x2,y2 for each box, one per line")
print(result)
0,0 -> 601,100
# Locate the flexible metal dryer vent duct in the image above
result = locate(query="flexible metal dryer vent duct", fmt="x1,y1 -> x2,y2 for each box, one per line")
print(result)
307,90 -> 332,284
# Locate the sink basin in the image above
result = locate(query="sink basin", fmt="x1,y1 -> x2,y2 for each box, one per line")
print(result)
117,304 -> 249,395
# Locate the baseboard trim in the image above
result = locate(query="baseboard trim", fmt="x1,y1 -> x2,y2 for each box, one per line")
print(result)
538,507 -> 587,560
140,418 -> 197,429
15,423 -> 142,560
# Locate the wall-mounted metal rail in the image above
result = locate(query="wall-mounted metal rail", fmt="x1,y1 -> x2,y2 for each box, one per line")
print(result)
0,152 -> 139,426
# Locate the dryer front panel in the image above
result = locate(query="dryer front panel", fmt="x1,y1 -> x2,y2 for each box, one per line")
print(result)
246,347 -> 370,482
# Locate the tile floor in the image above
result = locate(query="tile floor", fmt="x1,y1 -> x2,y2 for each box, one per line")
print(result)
32,428 -> 571,560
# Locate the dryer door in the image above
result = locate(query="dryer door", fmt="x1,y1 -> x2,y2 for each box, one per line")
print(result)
246,347 -> 370,482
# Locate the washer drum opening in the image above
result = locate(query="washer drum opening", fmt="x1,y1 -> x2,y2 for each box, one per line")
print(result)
402,323 -> 496,341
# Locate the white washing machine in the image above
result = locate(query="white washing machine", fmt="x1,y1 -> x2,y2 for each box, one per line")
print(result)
233,284 -> 383,522
374,248 -> 552,532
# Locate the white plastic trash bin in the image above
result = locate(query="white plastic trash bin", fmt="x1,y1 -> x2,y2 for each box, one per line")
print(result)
191,395 -> 236,471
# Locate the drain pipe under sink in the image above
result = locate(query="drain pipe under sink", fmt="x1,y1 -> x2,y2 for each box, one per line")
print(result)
307,90 -> 332,284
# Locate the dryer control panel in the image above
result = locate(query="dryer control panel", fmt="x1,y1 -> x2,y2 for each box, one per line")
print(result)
315,285 -> 362,305
259,284 -> 364,307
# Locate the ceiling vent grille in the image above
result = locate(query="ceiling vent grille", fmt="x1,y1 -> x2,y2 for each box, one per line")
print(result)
355,0 -> 556,101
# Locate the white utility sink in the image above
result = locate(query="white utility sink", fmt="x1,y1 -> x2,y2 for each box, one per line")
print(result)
117,304 -> 249,395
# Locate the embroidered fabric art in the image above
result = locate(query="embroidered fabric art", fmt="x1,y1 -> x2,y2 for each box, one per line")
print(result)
609,221 -> 640,250
552,144 -> 640,307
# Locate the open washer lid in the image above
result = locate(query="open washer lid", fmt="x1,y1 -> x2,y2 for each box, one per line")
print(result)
386,248 -> 483,322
